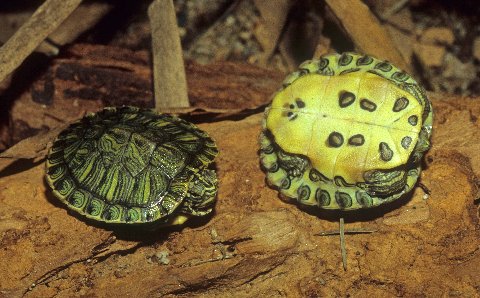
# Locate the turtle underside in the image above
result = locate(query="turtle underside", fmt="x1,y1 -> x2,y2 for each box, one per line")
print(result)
260,52 -> 433,210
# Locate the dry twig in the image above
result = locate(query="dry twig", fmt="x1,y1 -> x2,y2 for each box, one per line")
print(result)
325,0 -> 411,73
0,0 -> 83,84
148,0 -> 190,110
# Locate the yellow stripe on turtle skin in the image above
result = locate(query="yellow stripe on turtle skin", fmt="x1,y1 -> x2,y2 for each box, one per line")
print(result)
105,165 -> 120,202
142,170 -> 151,205
74,151 -> 99,183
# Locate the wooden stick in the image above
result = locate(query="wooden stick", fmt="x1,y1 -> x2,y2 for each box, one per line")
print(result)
148,0 -> 190,110
325,0 -> 411,73
0,0 -> 83,84
340,217 -> 347,271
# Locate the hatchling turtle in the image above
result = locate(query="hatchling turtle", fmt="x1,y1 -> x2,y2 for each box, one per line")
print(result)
46,106 -> 218,227
260,52 -> 433,267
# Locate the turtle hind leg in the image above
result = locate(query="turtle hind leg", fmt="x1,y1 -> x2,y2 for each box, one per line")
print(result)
180,168 -> 218,217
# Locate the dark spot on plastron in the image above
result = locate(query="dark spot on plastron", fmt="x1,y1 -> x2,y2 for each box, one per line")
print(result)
328,132 -> 344,147
360,99 -> 377,112
295,98 -> 305,108
393,97 -> 409,112
339,91 -> 356,108
401,136 -> 412,149
408,115 -> 418,126
348,134 -> 365,146
379,142 -> 394,161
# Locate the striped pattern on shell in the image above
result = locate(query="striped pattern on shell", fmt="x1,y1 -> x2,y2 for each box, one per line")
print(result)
46,106 -> 218,225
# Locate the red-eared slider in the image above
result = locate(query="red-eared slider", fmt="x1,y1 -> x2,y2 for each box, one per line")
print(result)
46,106 -> 218,226
260,53 -> 433,267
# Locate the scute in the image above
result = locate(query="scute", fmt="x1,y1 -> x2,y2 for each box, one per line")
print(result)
260,52 -> 433,210
46,106 -> 218,225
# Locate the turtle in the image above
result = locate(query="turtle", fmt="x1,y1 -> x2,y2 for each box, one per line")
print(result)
259,52 -> 433,268
46,106 -> 218,227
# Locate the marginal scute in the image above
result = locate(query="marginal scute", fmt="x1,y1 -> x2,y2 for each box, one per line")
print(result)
374,61 -> 393,72
280,177 -> 291,189
316,189 -> 331,207
339,53 -> 353,66
356,55 -> 373,66
355,191 -> 372,207
297,185 -> 311,202
335,191 -> 353,209
392,71 -> 409,82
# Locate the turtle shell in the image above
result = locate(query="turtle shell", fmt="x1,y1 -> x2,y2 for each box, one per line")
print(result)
46,106 -> 218,225
260,53 -> 433,210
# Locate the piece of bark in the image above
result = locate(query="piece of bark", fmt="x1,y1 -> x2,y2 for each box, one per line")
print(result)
253,0 -> 294,64
0,3 -> 111,57
325,0 -> 412,73
278,8 -> 323,71
413,42 -> 446,67
46,2 -> 113,50
148,0 -> 190,109
474,37 -> 480,61
0,0 -> 82,84
421,27 -> 455,46
7,44 -> 284,149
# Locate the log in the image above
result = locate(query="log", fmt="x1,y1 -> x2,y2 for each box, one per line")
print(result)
0,59 -> 479,297
6,44 -> 284,147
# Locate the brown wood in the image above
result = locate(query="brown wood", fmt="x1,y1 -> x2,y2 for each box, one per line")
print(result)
5,44 -> 283,150
0,0 -> 83,84
148,0 -> 190,109
325,0 -> 412,73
